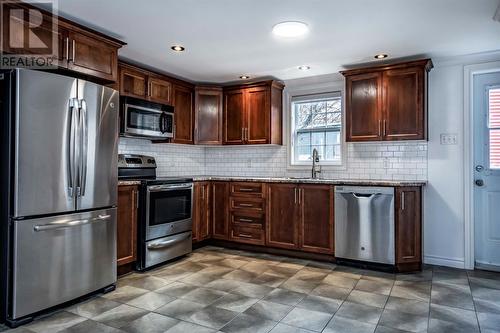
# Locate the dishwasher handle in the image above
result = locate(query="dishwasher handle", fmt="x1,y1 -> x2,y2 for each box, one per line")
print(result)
352,192 -> 380,199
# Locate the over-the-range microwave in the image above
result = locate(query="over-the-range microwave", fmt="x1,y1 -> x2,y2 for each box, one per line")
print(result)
120,96 -> 174,139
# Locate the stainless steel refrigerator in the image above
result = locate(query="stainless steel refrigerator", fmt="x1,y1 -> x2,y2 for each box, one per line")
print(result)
0,69 -> 118,325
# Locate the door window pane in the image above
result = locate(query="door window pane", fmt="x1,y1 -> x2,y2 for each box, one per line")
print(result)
490,129 -> 500,169
489,88 -> 500,169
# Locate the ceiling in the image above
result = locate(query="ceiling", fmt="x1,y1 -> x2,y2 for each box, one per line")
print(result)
56,0 -> 500,83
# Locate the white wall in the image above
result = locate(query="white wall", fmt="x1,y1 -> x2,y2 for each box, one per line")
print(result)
425,52 -> 500,269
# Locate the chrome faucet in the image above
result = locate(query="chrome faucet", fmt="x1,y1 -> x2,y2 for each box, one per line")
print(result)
311,148 -> 321,179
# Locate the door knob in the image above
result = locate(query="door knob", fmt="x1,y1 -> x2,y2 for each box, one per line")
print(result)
475,179 -> 484,187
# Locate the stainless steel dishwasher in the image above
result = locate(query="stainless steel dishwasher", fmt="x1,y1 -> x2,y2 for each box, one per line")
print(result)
335,186 -> 395,264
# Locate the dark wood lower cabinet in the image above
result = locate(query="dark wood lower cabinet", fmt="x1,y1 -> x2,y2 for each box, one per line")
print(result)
299,185 -> 334,254
193,182 -> 210,242
266,184 -> 299,250
117,185 -> 138,266
395,186 -> 422,271
211,182 -> 230,240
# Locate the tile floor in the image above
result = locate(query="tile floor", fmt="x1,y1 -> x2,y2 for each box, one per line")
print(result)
1,246 -> 500,333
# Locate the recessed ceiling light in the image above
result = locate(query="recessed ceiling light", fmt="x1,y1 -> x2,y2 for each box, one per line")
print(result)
239,75 -> 250,79
298,65 -> 310,70
374,54 -> 388,59
171,45 -> 185,52
272,21 -> 309,38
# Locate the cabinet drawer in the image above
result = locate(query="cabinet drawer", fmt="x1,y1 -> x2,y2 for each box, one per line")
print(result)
230,197 -> 264,211
230,224 -> 264,245
231,211 -> 264,226
230,182 -> 263,196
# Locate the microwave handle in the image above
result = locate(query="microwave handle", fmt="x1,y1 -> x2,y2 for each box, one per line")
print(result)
159,112 -> 166,134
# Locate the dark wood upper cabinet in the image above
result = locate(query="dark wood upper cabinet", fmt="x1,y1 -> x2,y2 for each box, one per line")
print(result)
345,72 -> 383,141
1,2 -> 124,82
149,77 -> 172,105
195,87 -> 223,145
212,182 -> 230,240
117,185 -> 138,266
299,185 -> 334,254
395,186 -> 422,271
120,66 -> 147,98
342,59 -> 432,142
266,183 -> 299,249
66,30 -> 118,82
383,67 -> 424,140
224,88 -> 246,145
173,84 -> 194,144
223,80 -> 283,145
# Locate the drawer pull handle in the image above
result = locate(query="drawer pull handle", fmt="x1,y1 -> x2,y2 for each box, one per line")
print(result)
238,218 -> 253,222
239,188 -> 255,192
238,233 -> 253,238
238,203 -> 253,207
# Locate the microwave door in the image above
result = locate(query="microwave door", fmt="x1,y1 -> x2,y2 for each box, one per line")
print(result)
125,105 -> 167,138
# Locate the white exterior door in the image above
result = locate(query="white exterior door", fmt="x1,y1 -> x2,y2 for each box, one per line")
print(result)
474,72 -> 500,271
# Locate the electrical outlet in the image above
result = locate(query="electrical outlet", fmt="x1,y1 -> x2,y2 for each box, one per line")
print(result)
383,157 -> 390,169
440,133 -> 458,145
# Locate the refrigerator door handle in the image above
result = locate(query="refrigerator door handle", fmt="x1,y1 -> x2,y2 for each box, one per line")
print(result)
67,98 -> 79,198
79,99 -> 88,196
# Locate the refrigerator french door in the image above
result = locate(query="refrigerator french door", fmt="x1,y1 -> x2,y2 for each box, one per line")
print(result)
4,69 -> 118,323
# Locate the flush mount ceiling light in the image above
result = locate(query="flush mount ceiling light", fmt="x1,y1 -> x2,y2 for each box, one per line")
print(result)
272,21 -> 309,38
239,75 -> 250,79
374,54 -> 388,59
298,65 -> 310,70
171,45 -> 185,52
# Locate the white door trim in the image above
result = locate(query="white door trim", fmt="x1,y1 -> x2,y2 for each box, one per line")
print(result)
464,61 -> 500,270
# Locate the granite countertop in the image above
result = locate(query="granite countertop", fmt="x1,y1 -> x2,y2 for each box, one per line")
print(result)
118,176 -> 426,187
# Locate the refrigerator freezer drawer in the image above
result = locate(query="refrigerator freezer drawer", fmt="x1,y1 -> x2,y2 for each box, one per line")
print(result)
12,208 -> 117,319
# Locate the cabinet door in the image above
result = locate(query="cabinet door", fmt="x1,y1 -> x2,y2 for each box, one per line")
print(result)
266,184 -> 299,249
345,72 -> 383,141
67,30 -> 118,82
193,182 -> 210,242
212,182 -> 230,239
117,186 -> 137,266
195,88 -> 223,144
120,67 -> 147,99
149,77 -> 172,105
246,86 -> 270,144
299,185 -> 334,254
223,89 -> 245,144
383,67 -> 425,140
395,187 -> 422,268
173,85 -> 194,144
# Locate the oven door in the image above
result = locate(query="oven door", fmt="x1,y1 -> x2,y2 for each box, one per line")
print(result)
124,104 -> 173,139
146,183 -> 193,240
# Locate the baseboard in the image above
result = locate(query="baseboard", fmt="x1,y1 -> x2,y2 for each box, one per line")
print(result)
423,255 -> 465,269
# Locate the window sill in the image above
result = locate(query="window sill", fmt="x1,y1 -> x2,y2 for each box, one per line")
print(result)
287,163 -> 347,171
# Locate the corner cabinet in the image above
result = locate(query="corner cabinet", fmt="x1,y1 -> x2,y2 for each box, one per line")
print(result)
117,185 -> 138,266
195,87 -> 224,145
173,84 -> 194,144
223,81 -> 284,145
342,59 -> 432,142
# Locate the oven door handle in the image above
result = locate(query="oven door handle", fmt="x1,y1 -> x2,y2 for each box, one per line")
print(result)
147,184 -> 193,192
147,233 -> 191,250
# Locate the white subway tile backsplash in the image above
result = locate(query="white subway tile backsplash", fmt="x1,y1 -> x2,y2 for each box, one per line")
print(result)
118,137 -> 427,181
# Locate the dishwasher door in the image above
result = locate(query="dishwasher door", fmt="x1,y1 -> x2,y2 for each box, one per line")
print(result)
335,186 -> 395,264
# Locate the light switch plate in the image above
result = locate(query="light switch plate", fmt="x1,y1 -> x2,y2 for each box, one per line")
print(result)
440,133 -> 458,145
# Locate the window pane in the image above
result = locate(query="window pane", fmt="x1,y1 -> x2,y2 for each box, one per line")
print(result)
334,145 -> 341,158
324,145 -> 334,160
297,146 -> 311,161
326,131 -> 340,144
327,99 -> 341,113
491,129 -> 500,169
295,103 -> 312,129
311,145 -> 324,159
489,88 -> 500,128
311,132 -> 325,145
296,132 -> 310,146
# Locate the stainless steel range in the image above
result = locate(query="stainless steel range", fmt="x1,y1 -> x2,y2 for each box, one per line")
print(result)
118,154 -> 193,270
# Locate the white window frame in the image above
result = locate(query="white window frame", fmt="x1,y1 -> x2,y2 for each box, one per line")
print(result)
285,80 -> 346,170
